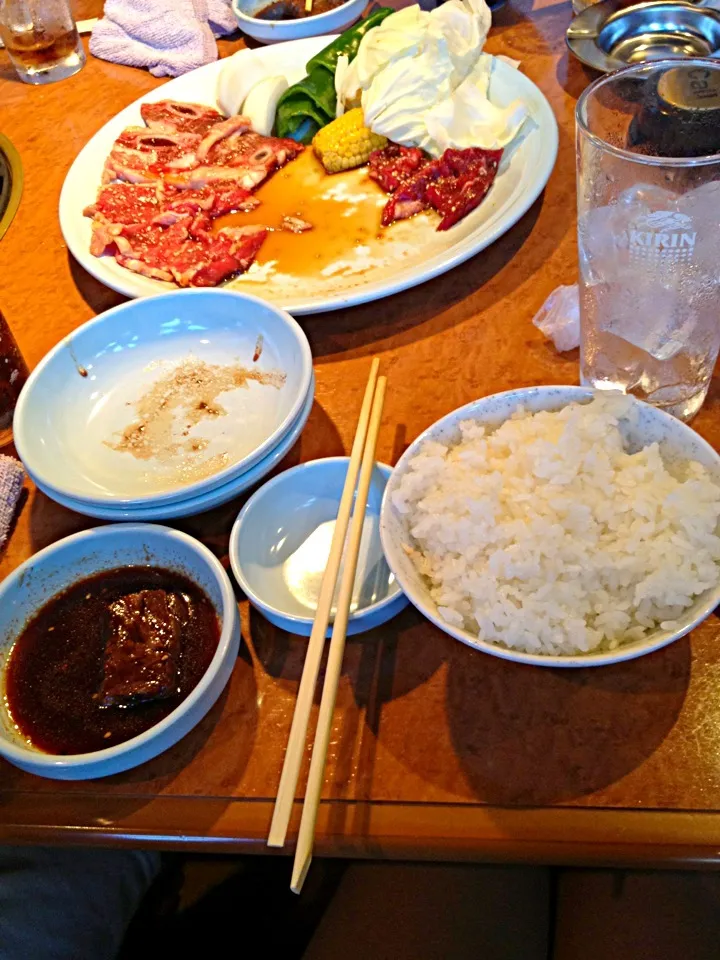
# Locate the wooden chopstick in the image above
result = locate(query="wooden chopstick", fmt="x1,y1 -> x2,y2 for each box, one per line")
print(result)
291,376 -> 387,895
267,358 -> 380,849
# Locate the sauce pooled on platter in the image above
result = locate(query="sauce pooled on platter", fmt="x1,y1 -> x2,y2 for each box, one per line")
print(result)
4,567 -> 220,755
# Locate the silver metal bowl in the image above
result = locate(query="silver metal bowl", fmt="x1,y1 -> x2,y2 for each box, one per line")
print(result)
567,0 -> 720,72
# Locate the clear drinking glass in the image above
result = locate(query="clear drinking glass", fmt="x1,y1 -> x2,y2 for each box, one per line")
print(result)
576,59 -> 720,421
0,0 -> 85,85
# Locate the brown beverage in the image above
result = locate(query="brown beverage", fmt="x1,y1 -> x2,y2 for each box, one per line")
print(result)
0,0 -> 85,84
0,310 -> 28,447
3,24 -> 79,70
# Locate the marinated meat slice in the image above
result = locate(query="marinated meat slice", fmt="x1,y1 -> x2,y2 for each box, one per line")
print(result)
84,183 -> 164,255
113,219 -> 192,282
103,130 -> 202,184
168,133 -> 303,193
381,173 -> 431,227
114,219 -> 267,287
85,182 -> 164,224
86,179 -> 260,252
140,100 -> 224,135
208,130 -> 303,170
100,589 -> 188,706
169,226 -> 268,287
368,144 -> 430,193
166,164 -> 272,193
374,145 -> 503,231
196,115 -> 252,162
164,182 -> 260,218
425,147 -> 503,231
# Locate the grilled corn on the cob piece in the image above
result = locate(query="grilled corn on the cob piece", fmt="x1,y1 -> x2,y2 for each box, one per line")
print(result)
313,109 -> 388,174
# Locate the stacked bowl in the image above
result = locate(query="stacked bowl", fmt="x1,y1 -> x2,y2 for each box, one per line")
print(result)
13,290 -> 314,520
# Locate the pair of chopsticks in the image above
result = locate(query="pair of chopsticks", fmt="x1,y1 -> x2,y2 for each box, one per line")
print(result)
267,357 -> 386,893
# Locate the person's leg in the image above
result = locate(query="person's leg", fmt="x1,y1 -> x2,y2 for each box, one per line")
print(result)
0,845 -> 161,960
553,868 -> 720,960
304,862 -> 551,960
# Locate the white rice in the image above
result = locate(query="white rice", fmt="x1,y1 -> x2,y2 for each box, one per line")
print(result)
391,394 -> 720,656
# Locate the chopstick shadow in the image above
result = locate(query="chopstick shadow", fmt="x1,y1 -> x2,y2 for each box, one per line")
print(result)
335,608 -> 451,838
249,604 -> 447,835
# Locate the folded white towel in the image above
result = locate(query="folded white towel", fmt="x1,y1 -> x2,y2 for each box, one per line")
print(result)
0,455 -> 24,549
89,0 -> 237,79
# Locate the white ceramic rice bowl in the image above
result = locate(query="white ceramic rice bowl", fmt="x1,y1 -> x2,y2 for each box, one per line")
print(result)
380,386 -> 720,667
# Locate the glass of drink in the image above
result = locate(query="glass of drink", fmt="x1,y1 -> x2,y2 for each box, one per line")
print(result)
576,59 -> 720,421
0,309 -> 28,447
0,0 -> 85,85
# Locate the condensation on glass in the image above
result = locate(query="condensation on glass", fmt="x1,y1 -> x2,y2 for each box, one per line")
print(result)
576,59 -> 720,422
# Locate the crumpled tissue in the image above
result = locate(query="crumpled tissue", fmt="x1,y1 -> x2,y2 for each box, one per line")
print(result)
532,284 -> 580,352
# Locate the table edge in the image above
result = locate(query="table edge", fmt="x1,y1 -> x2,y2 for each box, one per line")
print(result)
2,797 -> 720,867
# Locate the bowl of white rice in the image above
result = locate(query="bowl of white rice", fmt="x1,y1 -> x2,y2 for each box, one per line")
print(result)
380,386 -> 720,667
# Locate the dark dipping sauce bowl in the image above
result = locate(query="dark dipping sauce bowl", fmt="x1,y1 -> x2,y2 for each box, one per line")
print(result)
254,0 -> 345,19
0,525 -> 240,780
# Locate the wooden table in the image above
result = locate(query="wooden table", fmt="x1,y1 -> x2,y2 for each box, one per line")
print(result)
2,0 -> 720,868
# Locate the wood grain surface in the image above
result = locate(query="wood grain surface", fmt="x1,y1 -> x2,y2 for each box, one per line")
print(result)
2,0 -> 720,864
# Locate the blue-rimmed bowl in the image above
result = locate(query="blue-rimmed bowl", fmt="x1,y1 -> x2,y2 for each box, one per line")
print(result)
0,524 -> 240,780
229,457 -> 407,635
14,289 -> 313,509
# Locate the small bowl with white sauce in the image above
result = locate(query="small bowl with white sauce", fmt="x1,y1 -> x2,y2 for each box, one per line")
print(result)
229,457 -> 407,635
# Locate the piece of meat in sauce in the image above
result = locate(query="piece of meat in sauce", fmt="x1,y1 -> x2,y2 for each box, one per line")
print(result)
100,589 -> 188,707
164,181 -> 260,218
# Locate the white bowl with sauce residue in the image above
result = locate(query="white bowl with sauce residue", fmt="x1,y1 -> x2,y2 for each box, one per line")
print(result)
0,524 -> 240,780
232,0 -> 365,44
229,457 -> 408,636
13,289 -> 313,510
